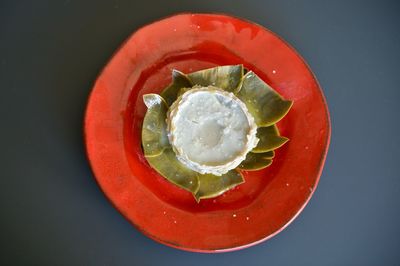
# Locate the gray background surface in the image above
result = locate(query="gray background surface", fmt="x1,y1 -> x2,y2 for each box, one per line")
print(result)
1,0 -> 399,265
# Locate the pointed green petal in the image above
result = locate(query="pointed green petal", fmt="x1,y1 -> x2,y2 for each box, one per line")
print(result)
160,70 -> 193,106
252,125 -> 289,153
146,148 -> 200,193
262,150 -> 275,159
237,71 -> 293,127
142,94 -> 199,193
187,65 -> 243,92
142,94 -> 169,157
194,170 -> 244,202
238,151 -> 274,171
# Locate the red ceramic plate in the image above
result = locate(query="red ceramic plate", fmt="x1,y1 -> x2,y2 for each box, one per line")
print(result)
84,13 -> 330,252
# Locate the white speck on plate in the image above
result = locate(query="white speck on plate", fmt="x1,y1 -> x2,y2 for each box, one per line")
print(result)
286,183 -> 290,186
163,211 -> 167,215
246,216 -> 250,221
272,70 -> 276,74
232,214 -> 237,217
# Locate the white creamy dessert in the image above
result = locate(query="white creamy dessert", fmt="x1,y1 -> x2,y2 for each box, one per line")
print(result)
167,86 -> 259,176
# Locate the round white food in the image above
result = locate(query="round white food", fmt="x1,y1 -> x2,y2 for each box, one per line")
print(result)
167,86 -> 259,176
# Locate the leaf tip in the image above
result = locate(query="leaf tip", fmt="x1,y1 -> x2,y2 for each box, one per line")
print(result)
172,69 -> 184,78
143,94 -> 163,108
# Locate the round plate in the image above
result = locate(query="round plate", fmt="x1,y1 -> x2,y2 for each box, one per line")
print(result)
84,13 -> 331,252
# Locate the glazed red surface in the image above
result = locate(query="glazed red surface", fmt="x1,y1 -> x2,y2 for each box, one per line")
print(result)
84,13 -> 330,252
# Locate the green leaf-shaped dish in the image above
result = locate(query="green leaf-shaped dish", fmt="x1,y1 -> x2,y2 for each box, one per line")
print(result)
141,94 -> 169,157
195,170 -> 244,202
252,125 -> 289,153
187,65 -> 243,92
146,148 -> 200,193
238,151 -> 274,171
237,71 -> 293,127
160,70 -> 193,106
